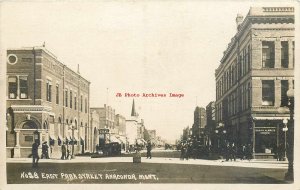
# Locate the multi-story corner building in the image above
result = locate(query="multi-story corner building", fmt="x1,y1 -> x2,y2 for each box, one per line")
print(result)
206,101 -> 216,147
90,109 -> 100,153
215,7 -> 294,158
182,126 -> 191,141
6,47 -> 90,158
192,106 -> 207,141
115,114 -> 126,136
91,104 -> 115,132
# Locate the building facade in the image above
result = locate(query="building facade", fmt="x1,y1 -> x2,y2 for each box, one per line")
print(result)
192,106 -> 207,141
215,7 -> 294,158
6,47 -> 91,158
206,101 -> 216,147
90,110 -> 100,153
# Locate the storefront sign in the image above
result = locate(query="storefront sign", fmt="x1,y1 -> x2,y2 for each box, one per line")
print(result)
255,127 -> 276,135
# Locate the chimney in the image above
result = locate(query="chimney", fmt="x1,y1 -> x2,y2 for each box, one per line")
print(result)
236,14 -> 244,31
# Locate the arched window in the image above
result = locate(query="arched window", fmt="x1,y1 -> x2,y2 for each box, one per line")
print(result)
22,121 -> 38,129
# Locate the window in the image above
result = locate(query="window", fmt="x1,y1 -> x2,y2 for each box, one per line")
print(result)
56,84 -> 59,104
80,95 -> 83,112
248,45 -> 251,71
281,41 -> 289,68
19,76 -> 28,99
85,98 -> 87,113
65,89 -> 68,107
70,90 -> 73,109
74,94 -> 77,110
262,80 -> 275,106
262,41 -> 275,68
8,76 -> 18,99
281,80 -> 289,107
46,80 -> 52,102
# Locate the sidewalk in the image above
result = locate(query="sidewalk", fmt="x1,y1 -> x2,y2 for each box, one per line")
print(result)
6,156 -> 288,169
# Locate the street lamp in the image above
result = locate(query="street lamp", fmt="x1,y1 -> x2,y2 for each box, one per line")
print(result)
215,129 -> 219,152
285,89 -> 294,181
282,118 -> 288,161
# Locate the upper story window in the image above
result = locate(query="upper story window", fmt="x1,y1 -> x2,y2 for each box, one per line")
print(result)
281,41 -> 289,68
65,89 -> 68,107
8,76 -> 28,99
8,76 -> 18,99
262,41 -> 275,68
70,90 -> 73,109
46,80 -> 52,102
56,84 -> 59,105
281,80 -> 289,107
19,76 -> 28,99
85,98 -> 87,113
80,95 -> 83,112
262,80 -> 274,106
74,94 -> 77,110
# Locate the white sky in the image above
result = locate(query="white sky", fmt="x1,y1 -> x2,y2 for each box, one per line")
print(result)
1,0 -> 295,143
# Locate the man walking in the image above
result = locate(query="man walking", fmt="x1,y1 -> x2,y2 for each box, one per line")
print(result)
146,141 -> 152,159
61,142 -> 66,160
32,141 -> 39,167
41,142 -> 49,159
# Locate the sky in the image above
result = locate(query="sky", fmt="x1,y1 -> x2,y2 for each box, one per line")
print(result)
1,0 -> 295,143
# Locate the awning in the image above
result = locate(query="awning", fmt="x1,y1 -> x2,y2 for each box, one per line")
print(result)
73,135 -> 79,142
253,116 -> 290,120
49,134 -> 57,140
65,135 -> 71,141
127,137 -> 135,145
58,135 -> 63,140
110,136 -> 121,143
136,139 -> 144,145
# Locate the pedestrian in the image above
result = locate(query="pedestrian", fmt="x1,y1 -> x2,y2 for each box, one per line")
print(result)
245,143 -> 252,161
184,143 -> 189,160
180,143 -> 184,160
229,143 -> 236,161
41,141 -> 49,159
241,144 -> 246,160
146,141 -> 152,159
61,142 -> 66,160
32,141 -> 39,167
66,145 -> 71,160
225,143 -> 230,161
278,143 -> 285,161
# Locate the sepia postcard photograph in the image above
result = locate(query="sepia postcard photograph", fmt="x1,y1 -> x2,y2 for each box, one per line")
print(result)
0,0 -> 299,190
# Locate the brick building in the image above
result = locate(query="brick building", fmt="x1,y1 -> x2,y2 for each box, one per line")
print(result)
192,106 -> 207,141
215,7 -> 294,158
6,47 -> 91,158
206,101 -> 216,147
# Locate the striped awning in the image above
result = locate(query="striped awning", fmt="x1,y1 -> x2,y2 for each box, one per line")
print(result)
253,116 -> 290,120
49,134 -> 57,140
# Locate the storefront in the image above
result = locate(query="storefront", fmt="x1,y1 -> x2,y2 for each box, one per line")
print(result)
252,116 -> 290,159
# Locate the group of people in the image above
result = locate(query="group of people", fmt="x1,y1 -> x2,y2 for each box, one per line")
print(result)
179,141 -> 209,160
274,143 -> 286,161
31,141 -> 50,167
61,142 -> 71,160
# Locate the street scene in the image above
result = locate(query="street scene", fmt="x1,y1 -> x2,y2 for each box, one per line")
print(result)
2,1 -> 296,187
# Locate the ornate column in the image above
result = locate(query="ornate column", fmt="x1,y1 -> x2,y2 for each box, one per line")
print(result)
14,129 -> 21,158
15,130 -> 20,147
